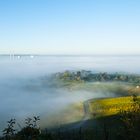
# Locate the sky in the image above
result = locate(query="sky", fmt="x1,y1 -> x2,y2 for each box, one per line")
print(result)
0,0 -> 140,55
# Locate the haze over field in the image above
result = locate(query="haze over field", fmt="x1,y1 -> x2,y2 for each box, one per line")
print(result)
0,55 -> 140,130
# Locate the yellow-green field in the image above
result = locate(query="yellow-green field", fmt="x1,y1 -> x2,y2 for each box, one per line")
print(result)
89,96 -> 140,118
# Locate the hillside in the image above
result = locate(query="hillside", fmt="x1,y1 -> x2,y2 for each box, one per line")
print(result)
89,95 -> 140,118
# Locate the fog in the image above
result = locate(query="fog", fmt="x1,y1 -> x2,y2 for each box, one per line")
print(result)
0,55 -> 140,131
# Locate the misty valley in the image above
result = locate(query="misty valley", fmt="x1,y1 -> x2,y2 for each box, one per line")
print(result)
1,56 -> 140,140
1,0 -> 140,139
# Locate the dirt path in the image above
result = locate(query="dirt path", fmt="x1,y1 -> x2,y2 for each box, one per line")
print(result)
64,99 -> 92,130
83,100 -> 91,120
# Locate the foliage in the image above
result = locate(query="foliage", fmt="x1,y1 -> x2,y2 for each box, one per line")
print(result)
17,116 -> 40,139
54,70 -> 140,83
2,119 -> 16,140
118,94 -> 140,140
1,116 -> 40,140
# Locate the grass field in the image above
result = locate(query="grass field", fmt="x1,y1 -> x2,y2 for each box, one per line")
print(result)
89,96 -> 140,118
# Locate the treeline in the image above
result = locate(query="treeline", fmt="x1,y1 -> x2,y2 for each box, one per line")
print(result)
54,70 -> 140,83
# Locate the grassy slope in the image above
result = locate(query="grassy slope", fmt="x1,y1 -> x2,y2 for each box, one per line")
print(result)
89,96 -> 140,118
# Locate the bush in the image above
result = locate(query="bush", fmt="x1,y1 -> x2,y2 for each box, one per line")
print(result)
118,95 -> 140,140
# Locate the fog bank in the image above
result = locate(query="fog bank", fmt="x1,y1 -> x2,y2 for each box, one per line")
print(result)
0,55 -> 140,130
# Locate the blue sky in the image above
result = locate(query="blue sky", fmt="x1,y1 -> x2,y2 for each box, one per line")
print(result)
0,0 -> 140,54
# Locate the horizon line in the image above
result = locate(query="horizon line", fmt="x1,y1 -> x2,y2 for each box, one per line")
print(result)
0,54 -> 140,56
